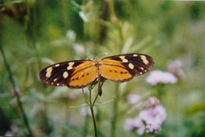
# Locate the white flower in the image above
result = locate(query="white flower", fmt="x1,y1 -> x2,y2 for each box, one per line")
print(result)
66,30 -> 76,42
73,43 -> 85,56
79,11 -> 88,22
146,70 -> 178,85
127,94 -> 141,104
80,106 -> 97,116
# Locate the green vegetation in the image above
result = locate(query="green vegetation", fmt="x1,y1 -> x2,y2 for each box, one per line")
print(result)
0,0 -> 205,137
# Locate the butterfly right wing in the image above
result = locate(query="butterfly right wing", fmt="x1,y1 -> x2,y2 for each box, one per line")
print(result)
100,53 -> 154,82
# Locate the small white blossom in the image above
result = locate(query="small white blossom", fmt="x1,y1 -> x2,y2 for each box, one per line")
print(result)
73,43 -> 85,56
127,94 -> 141,104
146,70 -> 178,85
79,11 -> 88,22
66,30 -> 76,42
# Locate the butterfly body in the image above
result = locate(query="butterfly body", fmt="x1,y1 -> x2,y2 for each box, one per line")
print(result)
39,53 -> 154,95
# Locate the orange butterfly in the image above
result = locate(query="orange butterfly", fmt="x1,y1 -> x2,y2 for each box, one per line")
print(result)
39,53 -> 154,95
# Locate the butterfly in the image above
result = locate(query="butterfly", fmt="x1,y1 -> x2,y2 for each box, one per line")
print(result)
39,53 -> 154,95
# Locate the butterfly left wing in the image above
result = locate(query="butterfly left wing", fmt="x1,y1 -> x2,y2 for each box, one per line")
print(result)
39,60 -> 97,88
100,53 -> 154,82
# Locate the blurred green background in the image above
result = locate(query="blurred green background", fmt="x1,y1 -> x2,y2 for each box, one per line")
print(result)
0,0 -> 205,137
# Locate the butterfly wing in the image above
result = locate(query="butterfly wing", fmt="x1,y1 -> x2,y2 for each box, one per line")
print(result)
39,60 -> 97,88
100,53 -> 154,82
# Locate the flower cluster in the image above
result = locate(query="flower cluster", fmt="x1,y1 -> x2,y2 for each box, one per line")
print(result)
146,70 -> 178,86
124,97 -> 167,135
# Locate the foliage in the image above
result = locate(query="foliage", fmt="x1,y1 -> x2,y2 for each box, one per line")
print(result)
0,0 -> 205,137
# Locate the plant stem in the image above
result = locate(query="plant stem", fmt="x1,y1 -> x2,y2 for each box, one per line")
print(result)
0,45 -> 34,137
88,88 -> 98,137
111,83 -> 119,137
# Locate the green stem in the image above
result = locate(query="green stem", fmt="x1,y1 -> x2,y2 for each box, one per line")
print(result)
88,88 -> 98,137
0,45 -> 34,137
111,83 -> 119,137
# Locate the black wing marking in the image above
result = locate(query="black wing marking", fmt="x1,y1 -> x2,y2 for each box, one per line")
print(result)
39,60 -> 90,86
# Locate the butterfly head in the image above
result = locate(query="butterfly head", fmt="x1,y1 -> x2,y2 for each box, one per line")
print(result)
93,57 -> 101,66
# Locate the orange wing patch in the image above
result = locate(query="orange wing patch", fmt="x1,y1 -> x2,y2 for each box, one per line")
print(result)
68,61 -> 97,88
100,59 -> 133,82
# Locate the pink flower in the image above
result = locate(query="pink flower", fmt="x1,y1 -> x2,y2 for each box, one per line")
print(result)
144,97 -> 160,108
124,97 -> 167,135
146,70 -> 178,85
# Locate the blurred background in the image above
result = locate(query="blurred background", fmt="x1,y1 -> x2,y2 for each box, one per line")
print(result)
0,0 -> 205,137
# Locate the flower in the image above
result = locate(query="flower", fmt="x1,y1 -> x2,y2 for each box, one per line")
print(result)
139,105 -> 167,132
144,97 -> 160,108
73,43 -> 85,56
127,94 -> 141,104
124,117 -> 145,135
66,30 -> 76,42
146,70 -> 178,85
124,97 -> 167,135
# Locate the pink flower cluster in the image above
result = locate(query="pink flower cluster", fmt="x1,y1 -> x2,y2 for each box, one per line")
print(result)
124,97 -> 167,135
146,70 -> 178,85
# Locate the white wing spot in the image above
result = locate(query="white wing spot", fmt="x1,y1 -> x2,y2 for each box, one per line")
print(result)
133,54 -> 138,57
140,55 -> 149,65
46,67 -> 53,78
56,83 -> 60,86
55,64 -> 60,67
140,67 -> 144,70
128,63 -> 134,69
139,72 -> 143,75
63,71 -> 69,78
67,62 -> 74,70
54,78 -> 58,82
119,56 -> 128,63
